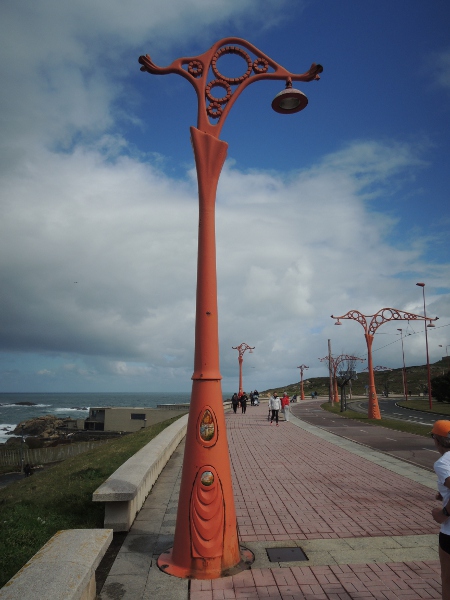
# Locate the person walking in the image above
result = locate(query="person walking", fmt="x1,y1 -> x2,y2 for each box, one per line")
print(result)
431,420 -> 450,600
231,393 -> 239,414
281,392 -> 290,421
240,392 -> 248,414
269,392 -> 281,426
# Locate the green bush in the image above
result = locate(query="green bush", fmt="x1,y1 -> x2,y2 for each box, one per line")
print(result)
431,371 -> 450,403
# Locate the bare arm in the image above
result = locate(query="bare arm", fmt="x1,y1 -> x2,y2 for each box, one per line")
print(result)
432,476 -> 450,524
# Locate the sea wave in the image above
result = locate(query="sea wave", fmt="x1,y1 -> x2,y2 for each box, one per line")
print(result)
54,407 -> 90,413
0,424 -> 17,443
0,403 -> 51,408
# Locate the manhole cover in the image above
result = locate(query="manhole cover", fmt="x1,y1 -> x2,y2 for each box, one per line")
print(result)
266,547 -> 308,562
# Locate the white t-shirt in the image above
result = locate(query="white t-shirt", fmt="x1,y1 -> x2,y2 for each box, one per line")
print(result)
269,396 -> 281,410
434,451 -> 450,535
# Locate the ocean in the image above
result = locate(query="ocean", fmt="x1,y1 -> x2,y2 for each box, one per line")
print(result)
0,391 -> 233,443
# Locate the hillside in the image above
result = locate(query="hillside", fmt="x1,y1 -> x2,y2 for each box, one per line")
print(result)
264,357 -> 450,399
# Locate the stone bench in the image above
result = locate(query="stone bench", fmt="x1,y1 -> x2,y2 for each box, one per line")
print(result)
93,414 -> 188,531
0,529 -> 112,600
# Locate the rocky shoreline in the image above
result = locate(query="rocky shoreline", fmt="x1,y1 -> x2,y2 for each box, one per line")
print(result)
0,415 -> 115,448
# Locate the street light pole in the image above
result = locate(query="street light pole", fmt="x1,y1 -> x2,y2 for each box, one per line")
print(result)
328,339 -> 333,404
232,343 -> 255,396
297,364 -> 309,400
331,308 -> 438,419
416,283 -> 434,409
139,38 -> 322,580
397,328 -> 408,402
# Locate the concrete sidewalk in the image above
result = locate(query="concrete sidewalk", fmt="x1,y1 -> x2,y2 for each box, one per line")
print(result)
99,401 -> 442,600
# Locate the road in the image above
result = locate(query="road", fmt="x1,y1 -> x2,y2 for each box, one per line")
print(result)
290,398 -> 441,472
352,398 -> 444,427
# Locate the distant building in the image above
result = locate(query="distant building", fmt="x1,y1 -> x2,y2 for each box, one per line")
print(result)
80,405 -> 188,433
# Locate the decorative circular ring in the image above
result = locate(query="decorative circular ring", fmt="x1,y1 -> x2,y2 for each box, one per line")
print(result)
253,57 -> 269,74
211,46 -> 252,84
188,60 -> 203,78
205,79 -> 231,104
207,101 -> 223,119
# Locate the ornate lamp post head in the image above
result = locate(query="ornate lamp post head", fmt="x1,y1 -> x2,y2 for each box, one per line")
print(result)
139,37 -> 322,139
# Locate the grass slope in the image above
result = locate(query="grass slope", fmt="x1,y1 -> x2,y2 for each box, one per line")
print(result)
0,415 -> 184,588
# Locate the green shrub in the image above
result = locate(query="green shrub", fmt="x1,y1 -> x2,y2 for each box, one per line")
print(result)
431,371 -> 450,403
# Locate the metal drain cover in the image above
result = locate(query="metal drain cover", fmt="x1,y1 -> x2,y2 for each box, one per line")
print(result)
266,547 -> 308,562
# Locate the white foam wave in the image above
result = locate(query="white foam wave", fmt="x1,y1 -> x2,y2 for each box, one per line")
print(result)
0,424 -> 17,443
0,403 -> 51,408
54,407 -> 90,413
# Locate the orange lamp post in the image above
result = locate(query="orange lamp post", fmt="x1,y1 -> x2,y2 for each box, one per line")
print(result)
397,328 -> 409,402
297,364 -> 309,400
232,343 -> 255,397
139,39 -> 322,580
331,308 -> 438,419
416,283 -> 435,409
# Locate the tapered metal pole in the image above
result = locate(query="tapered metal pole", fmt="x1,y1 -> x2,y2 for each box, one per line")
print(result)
397,328 -> 408,402
365,333 -> 382,419
158,129 -> 241,579
417,283 -> 433,409
328,339 -> 333,404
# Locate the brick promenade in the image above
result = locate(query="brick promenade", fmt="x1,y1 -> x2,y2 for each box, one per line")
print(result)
190,401 -> 442,600
99,400 -> 443,600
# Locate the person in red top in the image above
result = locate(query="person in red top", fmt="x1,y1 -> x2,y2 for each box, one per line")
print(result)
281,392 -> 290,422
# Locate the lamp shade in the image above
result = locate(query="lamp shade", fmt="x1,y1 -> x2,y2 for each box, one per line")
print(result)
271,88 -> 308,114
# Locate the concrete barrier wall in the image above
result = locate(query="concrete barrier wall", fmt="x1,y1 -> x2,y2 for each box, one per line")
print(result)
93,414 -> 188,531
0,529 -> 113,600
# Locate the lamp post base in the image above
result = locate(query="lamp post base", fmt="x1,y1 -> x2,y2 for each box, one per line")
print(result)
157,546 -> 254,580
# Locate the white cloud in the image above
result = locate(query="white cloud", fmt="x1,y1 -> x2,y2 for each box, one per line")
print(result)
2,132 -> 448,391
0,1 -> 448,392
0,0 -> 293,150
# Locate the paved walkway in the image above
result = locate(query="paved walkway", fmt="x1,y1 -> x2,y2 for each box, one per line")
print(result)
99,400 -> 443,600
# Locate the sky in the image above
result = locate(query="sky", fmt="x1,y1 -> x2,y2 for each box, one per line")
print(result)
0,0 -> 449,394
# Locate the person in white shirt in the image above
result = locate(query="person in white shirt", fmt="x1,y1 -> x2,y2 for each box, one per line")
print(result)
431,420 -> 450,600
268,393 -> 281,426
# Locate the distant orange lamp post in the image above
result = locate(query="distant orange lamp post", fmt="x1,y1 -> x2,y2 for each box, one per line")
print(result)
232,343 -> 255,396
331,308 -> 438,419
397,328 -> 409,402
139,39 -> 322,579
297,364 -> 309,400
416,283 -> 435,409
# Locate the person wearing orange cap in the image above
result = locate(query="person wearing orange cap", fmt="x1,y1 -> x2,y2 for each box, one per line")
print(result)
431,420 -> 450,599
